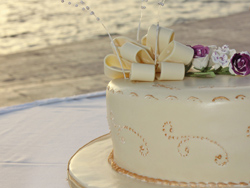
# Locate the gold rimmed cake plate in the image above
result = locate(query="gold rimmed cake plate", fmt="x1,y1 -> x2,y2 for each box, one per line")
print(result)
67,133 -> 177,188
67,134 -> 248,188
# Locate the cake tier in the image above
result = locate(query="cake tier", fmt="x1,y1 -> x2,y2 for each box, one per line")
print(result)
106,75 -> 250,185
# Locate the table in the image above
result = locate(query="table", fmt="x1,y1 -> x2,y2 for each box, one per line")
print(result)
0,91 -> 109,188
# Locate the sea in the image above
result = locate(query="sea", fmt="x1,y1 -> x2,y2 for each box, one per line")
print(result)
0,0 -> 250,55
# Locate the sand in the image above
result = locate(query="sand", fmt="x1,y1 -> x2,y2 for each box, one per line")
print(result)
0,11 -> 250,107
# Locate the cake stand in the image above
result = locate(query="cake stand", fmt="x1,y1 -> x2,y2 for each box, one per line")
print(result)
67,133 -> 245,188
67,133 -> 176,188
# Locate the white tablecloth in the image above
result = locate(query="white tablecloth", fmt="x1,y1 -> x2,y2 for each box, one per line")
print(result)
0,91 -> 109,188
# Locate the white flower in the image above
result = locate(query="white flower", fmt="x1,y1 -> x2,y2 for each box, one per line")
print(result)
209,45 -> 236,70
229,63 -> 236,75
208,45 -> 217,56
192,55 -> 209,70
207,45 -> 217,67
192,45 -> 216,70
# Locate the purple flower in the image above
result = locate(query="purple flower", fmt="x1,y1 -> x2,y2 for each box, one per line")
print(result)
191,45 -> 210,58
230,52 -> 250,76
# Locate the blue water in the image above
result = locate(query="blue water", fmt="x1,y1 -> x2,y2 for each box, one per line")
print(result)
0,0 -> 249,55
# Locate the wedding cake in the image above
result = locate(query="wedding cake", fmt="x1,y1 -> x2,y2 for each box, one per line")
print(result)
104,24 -> 250,186
63,1 -> 250,186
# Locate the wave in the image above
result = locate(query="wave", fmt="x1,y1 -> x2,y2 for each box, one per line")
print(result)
0,0 -> 249,55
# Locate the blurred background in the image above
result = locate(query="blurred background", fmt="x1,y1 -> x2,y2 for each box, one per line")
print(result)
1,0 -> 250,55
0,0 -> 250,107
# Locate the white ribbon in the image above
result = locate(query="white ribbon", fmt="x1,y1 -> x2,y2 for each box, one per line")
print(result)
104,25 -> 194,81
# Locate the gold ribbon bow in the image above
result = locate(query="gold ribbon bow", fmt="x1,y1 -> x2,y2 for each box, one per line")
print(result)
104,25 -> 194,82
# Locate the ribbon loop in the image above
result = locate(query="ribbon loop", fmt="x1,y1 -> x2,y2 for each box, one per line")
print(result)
142,24 -> 175,54
104,54 -> 131,79
130,63 -> 155,82
156,62 -> 185,81
119,43 -> 154,64
113,36 -> 153,57
158,41 -> 194,65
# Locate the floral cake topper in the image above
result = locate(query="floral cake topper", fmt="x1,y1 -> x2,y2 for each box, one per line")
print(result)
188,44 -> 250,78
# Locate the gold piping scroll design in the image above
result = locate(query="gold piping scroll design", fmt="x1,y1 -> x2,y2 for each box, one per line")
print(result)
129,92 -> 139,97
236,95 -> 246,100
162,121 -> 229,166
212,96 -> 230,102
109,111 -> 149,156
187,96 -> 202,103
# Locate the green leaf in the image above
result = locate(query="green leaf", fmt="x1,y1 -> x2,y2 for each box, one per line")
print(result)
221,67 -> 229,72
206,66 -> 212,71
185,62 -> 193,73
214,67 -> 222,74
194,66 -> 213,73
214,67 -> 231,75
216,72 -> 232,75
186,72 -> 216,78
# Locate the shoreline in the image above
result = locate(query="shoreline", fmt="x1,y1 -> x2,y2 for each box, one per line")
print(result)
1,11 -> 250,107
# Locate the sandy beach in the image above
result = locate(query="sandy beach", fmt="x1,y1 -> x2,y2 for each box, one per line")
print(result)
1,11 -> 250,107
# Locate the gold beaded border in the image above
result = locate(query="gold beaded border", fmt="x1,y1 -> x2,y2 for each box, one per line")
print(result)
107,86 -> 249,102
108,151 -> 249,187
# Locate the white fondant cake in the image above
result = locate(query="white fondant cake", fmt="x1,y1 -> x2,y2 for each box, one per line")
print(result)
106,75 -> 250,186
62,1 -> 250,186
